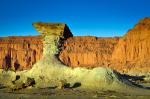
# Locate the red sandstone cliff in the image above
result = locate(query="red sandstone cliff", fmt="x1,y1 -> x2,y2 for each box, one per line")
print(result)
59,17 -> 150,74
111,17 -> 150,74
0,35 -> 119,71
59,36 -> 119,68
0,36 -> 43,70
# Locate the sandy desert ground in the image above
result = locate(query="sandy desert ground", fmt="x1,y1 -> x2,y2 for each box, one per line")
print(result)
0,85 -> 150,99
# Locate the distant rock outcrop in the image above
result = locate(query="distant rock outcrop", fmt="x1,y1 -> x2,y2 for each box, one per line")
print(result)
111,17 -> 150,74
59,17 -> 150,74
0,36 -> 43,70
59,36 -> 119,68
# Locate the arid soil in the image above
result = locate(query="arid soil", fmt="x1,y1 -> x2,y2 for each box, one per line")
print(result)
0,87 -> 150,99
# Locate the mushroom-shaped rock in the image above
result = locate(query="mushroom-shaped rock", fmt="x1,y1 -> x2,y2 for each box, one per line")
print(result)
32,22 -> 73,56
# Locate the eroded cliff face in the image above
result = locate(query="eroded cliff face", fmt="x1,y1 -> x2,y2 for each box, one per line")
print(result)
0,36 -> 43,70
59,36 -> 119,68
111,17 -> 150,74
0,35 -> 119,70
59,18 -> 150,74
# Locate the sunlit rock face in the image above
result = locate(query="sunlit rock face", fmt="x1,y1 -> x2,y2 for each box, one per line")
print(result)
59,36 -> 119,68
111,17 -> 150,74
59,17 -> 150,75
0,36 -> 43,70
32,22 -> 73,57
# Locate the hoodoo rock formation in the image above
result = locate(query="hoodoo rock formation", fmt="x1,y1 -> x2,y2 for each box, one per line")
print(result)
32,22 -> 73,57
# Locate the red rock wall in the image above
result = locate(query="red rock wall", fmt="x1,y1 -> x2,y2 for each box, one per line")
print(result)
0,36 -> 43,70
59,18 -> 150,74
59,36 -> 119,68
0,35 -> 119,70
111,18 -> 150,73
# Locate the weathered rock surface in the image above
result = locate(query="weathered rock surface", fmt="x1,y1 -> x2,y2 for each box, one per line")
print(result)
59,36 -> 119,68
59,17 -> 150,74
32,22 -> 73,56
0,36 -> 43,70
0,35 -> 119,71
111,17 -> 150,74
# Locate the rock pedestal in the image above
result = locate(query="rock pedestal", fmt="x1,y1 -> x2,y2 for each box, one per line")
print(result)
32,22 -> 73,59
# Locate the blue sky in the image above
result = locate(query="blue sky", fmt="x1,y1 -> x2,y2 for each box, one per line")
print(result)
0,0 -> 150,37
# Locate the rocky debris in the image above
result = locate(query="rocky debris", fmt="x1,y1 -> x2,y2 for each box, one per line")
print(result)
11,77 -> 35,91
0,36 -> 43,71
25,77 -> 35,87
0,84 -> 6,89
57,79 -> 68,89
57,80 -> 81,89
